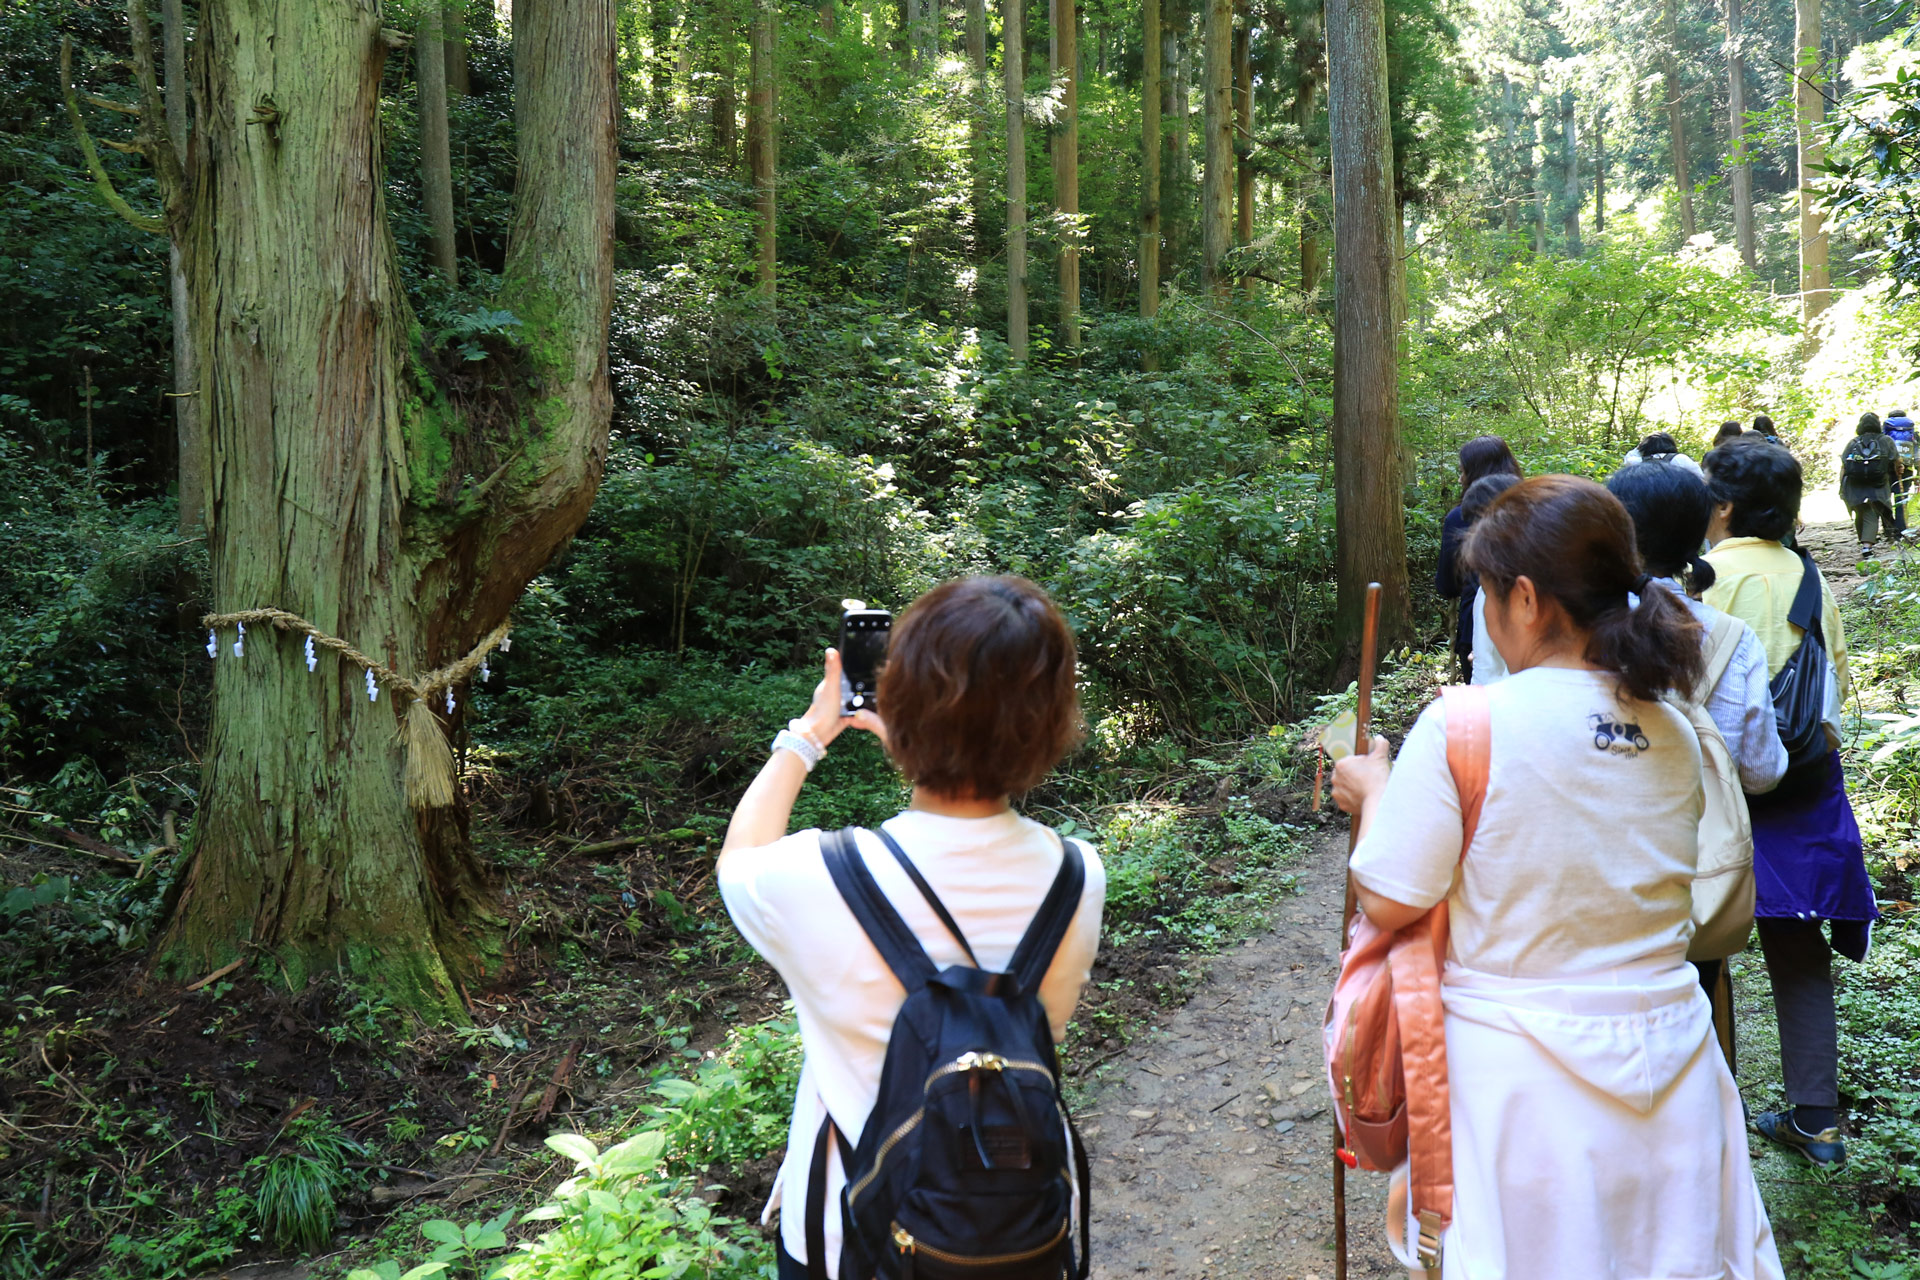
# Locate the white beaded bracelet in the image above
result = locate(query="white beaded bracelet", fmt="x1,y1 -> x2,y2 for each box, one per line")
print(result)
771,728 -> 824,772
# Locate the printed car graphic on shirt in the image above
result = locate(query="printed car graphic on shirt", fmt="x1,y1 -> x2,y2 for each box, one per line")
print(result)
1589,713 -> 1650,756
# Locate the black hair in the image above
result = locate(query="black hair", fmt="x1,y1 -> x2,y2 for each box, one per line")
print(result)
1637,432 -> 1680,458
1462,472 -> 1520,521
1465,475 -> 1703,703
1751,414 -> 1776,436
1606,461 -> 1717,594
1858,412 -> 1884,435
1701,435 -> 1802,542
1458,435 -> 1523,494
1713,422 -> 1745,448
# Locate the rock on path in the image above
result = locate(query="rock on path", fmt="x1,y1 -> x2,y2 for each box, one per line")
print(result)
1083,833 -> 1400,1280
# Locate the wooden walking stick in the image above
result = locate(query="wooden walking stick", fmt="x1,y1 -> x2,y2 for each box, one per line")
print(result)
1333,582 -> 1382,1280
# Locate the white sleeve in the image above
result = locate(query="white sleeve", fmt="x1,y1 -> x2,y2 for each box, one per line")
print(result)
1470,592 -> 1508,685
1721,627 -> 1787,795
1348,702 -> 1464,911
1037,840 -> 1106,1043
715,829 -> 827,973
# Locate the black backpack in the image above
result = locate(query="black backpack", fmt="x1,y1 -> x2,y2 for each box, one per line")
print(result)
806,826 -> 1091,1280
1770,550 -> 1835,793
1844,438 -> 1891,488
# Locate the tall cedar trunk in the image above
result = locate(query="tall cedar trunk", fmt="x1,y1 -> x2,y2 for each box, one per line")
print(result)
1326,0 -> 1409,653
1530,96 -> 1547,253
1561,88 -> 1580,253
1167,0 -> 1188,270
419,5 -> 459,285
1292,7 -> 1324,294
1728,0 -> 1755,268
1594,103 -> 1605,232
1200,0 -> 1231,293
969,0 -> 990,258
652,0 -> 675,114
162,0 -> 201,534
1141,0 -> 1162,322
163,0 -> 617,1013
1795,0 -> 1829,324
1005,0 -> 1029,358
750,0 -> 777,297
1663,0 -> 1697,238
446,2 -> 471,97
1499,77 -> 1518,231
713,43 -> 738,164
1233,1 -> 1252,270
1052,0 -> 1080,344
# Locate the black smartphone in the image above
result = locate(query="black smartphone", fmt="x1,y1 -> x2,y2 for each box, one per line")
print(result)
838,606 -> 892,716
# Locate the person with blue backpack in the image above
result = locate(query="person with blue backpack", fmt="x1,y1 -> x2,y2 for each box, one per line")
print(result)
719,575 -> 1106,1280
1883,408 -> 1917,538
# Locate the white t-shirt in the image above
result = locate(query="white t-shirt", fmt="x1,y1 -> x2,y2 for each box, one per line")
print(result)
1349,667 -> 1702,978
1469,590 -> 1507,685
717,809 -> 1106,1274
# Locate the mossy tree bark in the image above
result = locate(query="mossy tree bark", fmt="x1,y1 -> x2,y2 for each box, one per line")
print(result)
419,4 -> 460,285
1052,0 -> 1080,346
1140,0 -> 1161,325
159,0 -> 617,1017
1005,0 -> 1029,359
750,0 -> 778,298
1199,0 -> 1231,294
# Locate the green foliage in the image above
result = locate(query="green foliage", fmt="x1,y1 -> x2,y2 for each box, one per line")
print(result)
253,1110 -> 367,1256
640,1014 -> 802,1176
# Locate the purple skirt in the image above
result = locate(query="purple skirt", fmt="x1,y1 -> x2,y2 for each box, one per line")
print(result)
1748,749 -> 1878,961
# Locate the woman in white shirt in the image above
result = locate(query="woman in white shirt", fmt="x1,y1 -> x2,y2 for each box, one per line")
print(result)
718,576 -> 1106,1279
1333,475 -> 1782,1279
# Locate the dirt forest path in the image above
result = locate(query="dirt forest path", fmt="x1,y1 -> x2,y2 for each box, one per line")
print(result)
1082,832 -> 1397,1280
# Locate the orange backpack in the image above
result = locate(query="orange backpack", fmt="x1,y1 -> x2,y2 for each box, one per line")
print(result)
1322,684 -> 1490,1272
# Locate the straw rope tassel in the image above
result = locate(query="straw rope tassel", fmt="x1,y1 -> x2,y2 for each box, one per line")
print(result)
200,608 -> 512,812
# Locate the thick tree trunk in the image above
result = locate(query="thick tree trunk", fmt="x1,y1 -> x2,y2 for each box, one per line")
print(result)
1561,88 -> 1580,254
1292,7 -> 1324,294
1200,0 -> 1231,294
1326,0 -> 1408,653
1499,77 -> 1518,232
161,0 -> 617,1016
419,5 -> 459,285
162,0 -> 202,534
1594,103 -> 1605,233
1233,1 -> 1252,260
1141,0 -> 1161,323
1167,0 -> 1189,271
446,2 -> 471,97
750,0 -> 778,298
1006,0 -> 1029,359
1795,0 -> 1829,325
1663,0 -> 1697,238
1052,0 -> 1080,345
969,0 -> 990,258
1728,0 -> 1755,269
713,44 -> 738,164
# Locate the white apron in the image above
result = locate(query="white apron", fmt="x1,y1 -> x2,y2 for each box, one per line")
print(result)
1391,959 -> 1785,1280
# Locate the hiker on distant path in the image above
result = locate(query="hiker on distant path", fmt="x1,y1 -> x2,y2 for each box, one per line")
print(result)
1715,421 -> 1747,450
718,576 -> 1106,1278
1752,414 -> 1783,445
1462,472 -> 1519,685
1703,439 -> 1878,1168
1437,436 -> 1522,680
1333,475 -> 1784,1278
1839,412 -> 1900,556
1621,430 -> 1705,476
1883,408 -> 1917,539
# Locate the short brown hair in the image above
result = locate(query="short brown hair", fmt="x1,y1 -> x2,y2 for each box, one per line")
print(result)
877,576 -> 1081,798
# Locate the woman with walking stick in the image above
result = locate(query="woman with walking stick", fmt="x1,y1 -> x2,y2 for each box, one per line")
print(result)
1332,477 -> 1782,1277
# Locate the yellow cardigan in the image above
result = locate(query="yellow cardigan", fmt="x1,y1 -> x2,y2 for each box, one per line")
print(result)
1701,536 -> 1850,699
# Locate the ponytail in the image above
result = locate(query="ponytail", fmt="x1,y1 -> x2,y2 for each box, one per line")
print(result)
1685,553 -> 1717,595
1469,475 -> 1705,703
1589,576 -> 1705,703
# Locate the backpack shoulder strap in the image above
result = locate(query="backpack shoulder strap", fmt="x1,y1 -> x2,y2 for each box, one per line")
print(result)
870,825 -> 980,967
821,827 -> 938,992
1787,550 -> 1824,636
1439,685 -> 1492,861
1008,833 -> 1088,995
1694,613 -> 1743,708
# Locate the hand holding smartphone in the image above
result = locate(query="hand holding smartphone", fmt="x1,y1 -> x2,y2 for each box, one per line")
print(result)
837,602 -> 892,717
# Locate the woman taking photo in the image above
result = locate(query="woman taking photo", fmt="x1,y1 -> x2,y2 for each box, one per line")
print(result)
1436,436 -> 1523,678
1334,476 -> 1782,1277
718,576 -> 1106,1278
1703,437 -> 1877,1167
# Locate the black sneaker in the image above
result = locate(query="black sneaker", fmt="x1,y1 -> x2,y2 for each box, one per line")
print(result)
1753,1110 -> 1846,1166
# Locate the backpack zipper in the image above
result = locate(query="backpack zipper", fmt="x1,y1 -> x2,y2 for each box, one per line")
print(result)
846,1053 -> 1057,1207
891,1215 -> 1070,1265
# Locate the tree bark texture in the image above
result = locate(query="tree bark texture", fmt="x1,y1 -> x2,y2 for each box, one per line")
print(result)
1141,0 -> 1162,321
713,44 -> 738,164
1561,88 -> 1580,254
1326,0 -> 1409,652
969,0 -> 990,258
1052,0 -> 1080,345
750,0 -> 778,298
162,0 -> 203,534
1005,0 -> 1029,359
446,1 -> 471,97
1663,0 -> 1697,238
1291,6 -> 1324,294
1167,0 -> 1188,270
1728,0 -> 1755,268
1594,103 -> 1605,233
1233,1 -> 1252,258
419,5 -> 460,285
1795,0 -> 1829,324
652,0 -> 675,114
162,0 -> 617,1015
1200,0 -> 1231,294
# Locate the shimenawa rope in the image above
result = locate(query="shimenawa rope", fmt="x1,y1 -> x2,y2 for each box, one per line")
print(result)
200,608 -> 511,810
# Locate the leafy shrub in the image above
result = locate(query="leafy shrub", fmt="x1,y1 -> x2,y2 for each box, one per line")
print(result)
642,1014 -> 803,1176
254,1111 -> 366,1255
